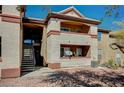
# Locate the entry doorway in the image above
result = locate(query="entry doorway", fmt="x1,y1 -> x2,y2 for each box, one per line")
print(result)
22,24 -> 44,72
23,39 -> 43,66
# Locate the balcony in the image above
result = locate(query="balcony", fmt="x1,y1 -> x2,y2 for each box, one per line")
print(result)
59,21 -> 91,45
60,44 -> 91,58
59,32 -> 91,45
60,20 -> 90,34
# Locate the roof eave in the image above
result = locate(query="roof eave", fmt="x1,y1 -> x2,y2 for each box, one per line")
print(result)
23,17 -> 45,25
98,28 -> 111,33
45,13 -> 101,25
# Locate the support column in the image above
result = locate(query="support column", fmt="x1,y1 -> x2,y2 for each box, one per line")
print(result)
90,26 -> 98,62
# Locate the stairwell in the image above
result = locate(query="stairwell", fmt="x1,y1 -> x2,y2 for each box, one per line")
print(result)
21,47 -> 35,75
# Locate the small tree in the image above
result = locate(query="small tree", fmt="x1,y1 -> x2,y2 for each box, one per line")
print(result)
103,6 -> 124,53
109,29 -> 124,53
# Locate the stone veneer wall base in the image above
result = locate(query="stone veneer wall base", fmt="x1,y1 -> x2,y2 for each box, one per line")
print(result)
48,63 -> 60,69
1,68 -> 20,78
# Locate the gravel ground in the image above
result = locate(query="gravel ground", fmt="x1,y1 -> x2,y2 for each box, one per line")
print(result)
0,67 -> 124,87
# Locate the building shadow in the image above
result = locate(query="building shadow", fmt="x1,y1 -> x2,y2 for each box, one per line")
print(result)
42,70 -> 124,87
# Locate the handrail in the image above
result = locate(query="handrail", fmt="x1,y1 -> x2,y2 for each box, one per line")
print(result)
23,45 -> 36,67
32,47 -> 36,66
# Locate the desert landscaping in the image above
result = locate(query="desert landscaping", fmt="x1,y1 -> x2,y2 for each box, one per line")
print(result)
0,67 -> 124,87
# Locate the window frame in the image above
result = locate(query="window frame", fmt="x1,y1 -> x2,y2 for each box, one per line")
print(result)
98,32 -> 102,41
60,45 -> 88,58
115,51 -> 121,65
76,48 -> 82,57
61,47 -> 71,57
98,49 -> 102,61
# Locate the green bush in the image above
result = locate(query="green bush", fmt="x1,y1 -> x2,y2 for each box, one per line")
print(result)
106,59 -> 119,69
108,59 -> 114,67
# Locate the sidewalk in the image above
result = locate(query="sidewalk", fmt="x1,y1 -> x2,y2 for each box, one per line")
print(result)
22,67 -> 55,78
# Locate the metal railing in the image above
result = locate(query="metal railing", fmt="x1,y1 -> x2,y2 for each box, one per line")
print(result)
32,47 -> 36,67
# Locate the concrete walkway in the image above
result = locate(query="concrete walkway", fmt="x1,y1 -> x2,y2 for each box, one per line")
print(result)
21,67 -> 55,78
0,67 -> 124,87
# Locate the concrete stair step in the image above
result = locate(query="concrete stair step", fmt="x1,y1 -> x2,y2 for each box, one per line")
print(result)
22,62 -> 33,64
21,69 -> 34,72
24,55 -> 31,57
21,48 -> 34,74
22,65 -> 34,67
22,59 -> 32,61
21,66 -> 34,69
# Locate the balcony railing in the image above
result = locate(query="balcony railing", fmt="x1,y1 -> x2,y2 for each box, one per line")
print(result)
60,26 -> 90,34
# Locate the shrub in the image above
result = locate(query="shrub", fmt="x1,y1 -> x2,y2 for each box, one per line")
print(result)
108,59 -> 114,67
106,59 -> 119,69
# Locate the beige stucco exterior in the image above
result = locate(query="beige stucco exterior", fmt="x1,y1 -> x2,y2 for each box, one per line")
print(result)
98,32 -> 124,65
98,32 -> 110,63
0,12 -> 1,78
46,16 -> 98,67
0,5 -> 21,78
2,5 -> 20,16
0,22 -> 20,68
62,11 -> 81,18
41,26 -> 47,66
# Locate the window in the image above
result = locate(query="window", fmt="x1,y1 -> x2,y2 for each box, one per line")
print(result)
60,27 -> 70,32
76,48 -> 82,56
24,39 -> 34,45
98,32 -> 102,41
0,5 -> 2,13
115,51 -> 121,65
61,47 -> 71,57
60,45 -> 90,58
60,47 -> 64,57
0,37 -> 1,57
98,49 -> 102,61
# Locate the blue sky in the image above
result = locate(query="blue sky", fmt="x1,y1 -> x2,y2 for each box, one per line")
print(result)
25,5 -> 124,31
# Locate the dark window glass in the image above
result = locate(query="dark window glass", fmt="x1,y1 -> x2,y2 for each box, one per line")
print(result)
76,48 -> 82,56
0,5 -> 2,14
60,47 -> 71,57
98,32 -> 102,41
61,27 -> 70,32
60,45 -> 87,57
60,47 -> 64,57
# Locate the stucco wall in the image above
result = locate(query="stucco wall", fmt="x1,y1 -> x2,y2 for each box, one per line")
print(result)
98,33 -> 110,63
60,33 -> 91,45
2,5 -> 20,16
91,38 -> 98,61
0,16 -> 1,78
90,26 -> 98,61
98,32 -> 124,64
0,21 -> 20,69
64,11 -> 81,18
60,58 -> 91,67
0,5 -> 21,78
90,26 -> 97,35
47,35 -> 60,63
46,18 -> 98,67
47,18 -> 60,32
41,27 -> 49,65
47,32 -> 93,67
